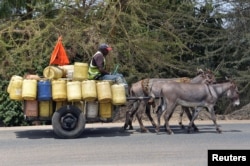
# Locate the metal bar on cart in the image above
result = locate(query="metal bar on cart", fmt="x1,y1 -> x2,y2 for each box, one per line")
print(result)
126,96 -> 159,100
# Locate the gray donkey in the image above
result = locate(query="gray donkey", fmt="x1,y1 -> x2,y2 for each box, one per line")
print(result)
156,80 -> 239,134
123,69 -> 216,132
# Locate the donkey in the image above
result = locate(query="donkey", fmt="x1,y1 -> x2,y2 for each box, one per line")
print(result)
156,80 -> 240,134
124,69 -> 216,132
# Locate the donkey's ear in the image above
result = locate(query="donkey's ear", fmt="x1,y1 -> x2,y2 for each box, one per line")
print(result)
197,68 -> 204,74
225,76 -> 233,81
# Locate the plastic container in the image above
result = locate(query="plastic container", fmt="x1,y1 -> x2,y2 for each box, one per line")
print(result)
81,80 -> 97,101
86,101 -> 99,119
43,66 -> 63,79
37,80 -> 52,101
9,77 -> 23,101
25,74 -> 40,80
24,100 -> 38,117
7,75 -> 23,93
58,65 -> 74,78
67,81 -> 82,101
96,81 -> 112,103
39,101 -> 53,118
22,79 -> 37,100
52,79 -> 67,101
111,84 -> 126,105
99,102 -> 112,119
73,62 -> 88,81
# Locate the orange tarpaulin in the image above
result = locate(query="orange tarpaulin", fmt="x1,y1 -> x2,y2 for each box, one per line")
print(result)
49,36 -> 69,65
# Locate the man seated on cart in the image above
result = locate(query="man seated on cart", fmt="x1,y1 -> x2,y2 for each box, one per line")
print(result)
88,43 -> 128,95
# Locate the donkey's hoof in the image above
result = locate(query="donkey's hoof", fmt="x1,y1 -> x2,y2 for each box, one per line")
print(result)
155,127 -> 160,134
141,128 -> 149,133
123,124 -> 129,129
180,125 -> 185,129
194,128 -> 199,132
167,131 -> 174,135
216,128 -> 222,133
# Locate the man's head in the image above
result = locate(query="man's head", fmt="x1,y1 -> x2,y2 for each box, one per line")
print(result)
98,43 -> 112,56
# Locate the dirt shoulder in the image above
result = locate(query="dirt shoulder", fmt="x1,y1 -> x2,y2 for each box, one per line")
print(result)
113,103 -> 250,123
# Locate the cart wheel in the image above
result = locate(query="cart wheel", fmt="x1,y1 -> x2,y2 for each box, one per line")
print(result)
52,105 -> 85,139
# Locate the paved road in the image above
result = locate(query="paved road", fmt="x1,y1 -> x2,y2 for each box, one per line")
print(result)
0,120 -> 250,166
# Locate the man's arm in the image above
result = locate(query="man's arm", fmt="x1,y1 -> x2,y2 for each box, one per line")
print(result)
94,54 -> 109,75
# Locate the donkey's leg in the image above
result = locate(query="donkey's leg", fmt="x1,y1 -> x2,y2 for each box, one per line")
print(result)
209,106 -> 222,133
155,98 -> 166,133
163,104 -> 177,135
135,113 -> 148,133
155,106 -> 163,133
187,107 -> 202,133
184,107 -> 199,131
124,111 -> 133,130
135,101 -> 149,133
179,107 -> 185,129
123,100 -> 138,130
128,101 -> 140,130
155,113 -> 161,133
145,104 -> 157,128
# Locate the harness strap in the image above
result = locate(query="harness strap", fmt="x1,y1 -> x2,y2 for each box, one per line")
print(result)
206,84 -> 216,100
141,78 -> 150,95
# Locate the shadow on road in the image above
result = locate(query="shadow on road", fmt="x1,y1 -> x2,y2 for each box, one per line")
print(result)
14,126 -> 133,139
14,123 -> 242,139
15,129 -> 55,139
138,124 -> 242,135
78,126 -> 132,138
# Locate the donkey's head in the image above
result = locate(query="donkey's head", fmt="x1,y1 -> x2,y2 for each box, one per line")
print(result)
203,69 -> 216,84
227,81 -> 240,106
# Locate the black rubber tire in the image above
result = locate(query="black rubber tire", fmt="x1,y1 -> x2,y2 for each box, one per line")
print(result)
52,105 -> 86,139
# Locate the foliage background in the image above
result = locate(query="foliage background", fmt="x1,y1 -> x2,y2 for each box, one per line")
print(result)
0,0 -> 249,126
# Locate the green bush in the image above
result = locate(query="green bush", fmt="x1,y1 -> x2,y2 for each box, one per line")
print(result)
0,90 -> 27,126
